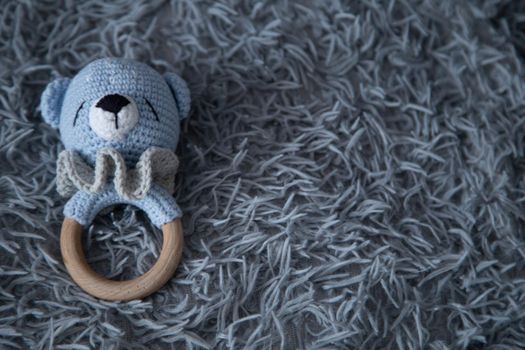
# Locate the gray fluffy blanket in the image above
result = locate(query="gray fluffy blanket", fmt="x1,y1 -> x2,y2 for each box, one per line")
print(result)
1,0 -> 525,349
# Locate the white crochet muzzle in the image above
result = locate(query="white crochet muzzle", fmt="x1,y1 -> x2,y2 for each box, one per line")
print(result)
89,94 -> 139,140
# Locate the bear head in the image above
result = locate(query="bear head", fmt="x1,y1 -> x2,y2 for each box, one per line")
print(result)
40,58 -> 190,166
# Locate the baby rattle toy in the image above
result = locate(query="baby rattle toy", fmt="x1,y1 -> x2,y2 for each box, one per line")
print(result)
40,58 -> 190,301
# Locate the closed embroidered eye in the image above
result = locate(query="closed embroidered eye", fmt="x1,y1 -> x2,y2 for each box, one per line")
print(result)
73,101 -> 86,126
144,98 -> 159,121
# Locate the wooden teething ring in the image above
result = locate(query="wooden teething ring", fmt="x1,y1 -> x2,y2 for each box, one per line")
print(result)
60,217 -> 183,301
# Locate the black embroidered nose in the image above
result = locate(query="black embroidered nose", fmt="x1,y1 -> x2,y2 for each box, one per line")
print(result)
96,94 -> 130,114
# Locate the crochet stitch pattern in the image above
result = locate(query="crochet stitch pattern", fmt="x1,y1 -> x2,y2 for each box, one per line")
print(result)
40,58 -> 190,228
56,147 -> 179,200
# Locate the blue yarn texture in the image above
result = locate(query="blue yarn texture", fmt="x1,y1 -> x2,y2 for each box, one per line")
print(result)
40,58 -> 189,227
64,183 -> 181,228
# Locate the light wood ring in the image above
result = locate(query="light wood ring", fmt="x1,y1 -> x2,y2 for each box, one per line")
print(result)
60,217 -> 183,301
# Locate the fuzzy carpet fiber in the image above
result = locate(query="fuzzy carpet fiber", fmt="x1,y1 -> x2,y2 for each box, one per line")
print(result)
1,0 -> 525,349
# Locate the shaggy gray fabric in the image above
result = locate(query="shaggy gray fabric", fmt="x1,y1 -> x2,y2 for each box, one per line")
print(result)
1,0 -> 525,349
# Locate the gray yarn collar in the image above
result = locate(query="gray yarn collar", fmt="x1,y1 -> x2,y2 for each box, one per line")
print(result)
57,147 -> 179,200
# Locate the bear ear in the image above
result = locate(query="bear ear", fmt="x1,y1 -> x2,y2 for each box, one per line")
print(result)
164,73 -> 191,121
40,77 -> 70,128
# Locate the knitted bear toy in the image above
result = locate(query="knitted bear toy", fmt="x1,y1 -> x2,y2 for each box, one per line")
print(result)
40,58 -> 190,228
40,58 -> 190,300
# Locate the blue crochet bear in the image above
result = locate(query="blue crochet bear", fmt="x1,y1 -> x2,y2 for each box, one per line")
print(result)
40,58 -> 190,227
